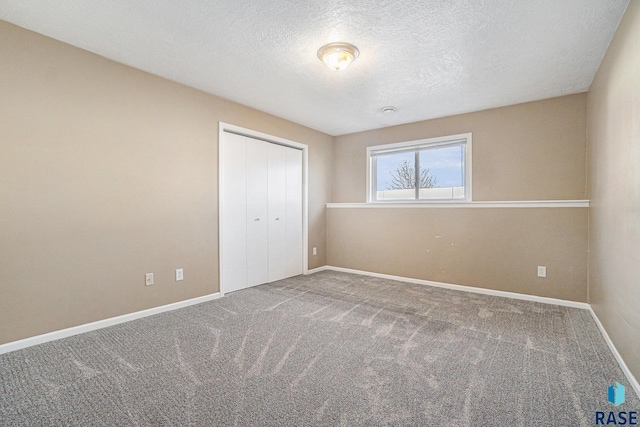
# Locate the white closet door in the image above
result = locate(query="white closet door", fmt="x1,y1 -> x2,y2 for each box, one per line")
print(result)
221,133 -> 248,293
286,148 -> 303,277
268,143 -> 288,282
221,128 -> 304,293
246,137 -> 269,287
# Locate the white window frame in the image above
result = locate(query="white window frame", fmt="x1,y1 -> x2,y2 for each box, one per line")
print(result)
366,133 -> 472,203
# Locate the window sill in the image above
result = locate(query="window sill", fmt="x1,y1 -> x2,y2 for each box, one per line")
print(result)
327,200 -> 590,209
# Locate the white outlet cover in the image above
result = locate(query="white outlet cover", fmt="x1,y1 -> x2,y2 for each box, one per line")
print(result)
176,269 -> 184,281
537,266 -> 547,278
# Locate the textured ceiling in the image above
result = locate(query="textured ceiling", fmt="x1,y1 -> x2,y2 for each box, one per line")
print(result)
0,0 -> 629,136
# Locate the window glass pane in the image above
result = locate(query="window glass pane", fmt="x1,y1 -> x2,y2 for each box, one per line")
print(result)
375,151 -> 416,200
369,135 -> 470,203
418,144 -> 464,200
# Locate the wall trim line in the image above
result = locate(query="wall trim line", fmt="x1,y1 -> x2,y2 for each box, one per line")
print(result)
327,200 -> 590,209
588,307 -> 640,399
305,266 -> 330,274
318,265 -> 590,308
0,293 -> 221,355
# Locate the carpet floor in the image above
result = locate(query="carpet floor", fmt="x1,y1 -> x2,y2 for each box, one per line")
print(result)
1,270 -> 638,426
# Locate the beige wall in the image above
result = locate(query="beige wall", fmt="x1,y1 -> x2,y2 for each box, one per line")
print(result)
0,21 -> 333,344
328,207 -> 588,301
329,94 -> 589,301
587,2 -> 640,381
334,94 -> 587,203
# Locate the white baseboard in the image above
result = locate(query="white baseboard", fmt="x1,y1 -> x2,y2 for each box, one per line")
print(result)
588,307 -> 640,399
4,267 -> 638,401
316,265 -> 590,309
309,265 -> 640,398
0,293 -> 221,355
305,266 -> 329,275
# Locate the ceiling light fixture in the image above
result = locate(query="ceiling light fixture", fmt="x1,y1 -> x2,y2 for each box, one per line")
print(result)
381,106 -> 397,113
317,42 -> 359,71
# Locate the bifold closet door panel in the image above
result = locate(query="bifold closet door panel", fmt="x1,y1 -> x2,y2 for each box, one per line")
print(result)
268,143 -> 288,282
246,137 -> 269,287
221,131 -> 303,293
286,148 -> 303,277
221,133 -> 248,293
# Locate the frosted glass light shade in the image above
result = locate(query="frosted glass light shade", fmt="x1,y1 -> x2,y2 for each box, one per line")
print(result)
317,42 -> 359,71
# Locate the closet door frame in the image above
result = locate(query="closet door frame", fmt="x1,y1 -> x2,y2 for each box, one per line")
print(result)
218,122 -> 309,296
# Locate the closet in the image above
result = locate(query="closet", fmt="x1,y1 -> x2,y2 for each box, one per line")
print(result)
220,131 -> 303,294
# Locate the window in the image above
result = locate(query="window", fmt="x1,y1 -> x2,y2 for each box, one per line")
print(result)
367,133 -> 471,202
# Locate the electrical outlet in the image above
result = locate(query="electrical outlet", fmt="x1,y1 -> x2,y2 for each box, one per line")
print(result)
537,266 -> 547,278
312,247 -> 317,256
145,273 -> 154,286
176,268 -> 184,281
